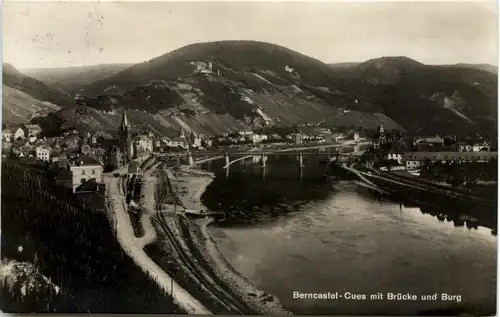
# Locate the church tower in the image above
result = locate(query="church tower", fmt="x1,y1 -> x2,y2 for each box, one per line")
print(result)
118,109 -> 132,165
373,122 -> 386,150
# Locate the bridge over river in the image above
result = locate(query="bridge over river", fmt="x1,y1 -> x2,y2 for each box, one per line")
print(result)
157,148 -> 364,169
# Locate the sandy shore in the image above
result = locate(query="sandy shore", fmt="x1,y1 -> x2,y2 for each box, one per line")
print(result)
170,166 -> 293,315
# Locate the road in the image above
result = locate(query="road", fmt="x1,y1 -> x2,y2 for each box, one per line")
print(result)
104,172 -> 211,315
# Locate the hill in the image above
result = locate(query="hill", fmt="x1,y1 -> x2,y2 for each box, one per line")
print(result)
42,41 -> 401,136
23,63 -> 133,94
329,57 -> 498,134
3,64 -> 76,126
449,63 -> 498,75
39,42 -> 497,136
0,159 -> 184,313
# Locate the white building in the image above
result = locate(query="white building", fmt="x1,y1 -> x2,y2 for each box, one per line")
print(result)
2,129 -> 13,142
353,132 -> 360,142
333,133 -> 345,142
14,127 -> 26,140
458,144 -> 473,152
387,144 -> 406,164
472,142 -> 490,152
192,61 -> 213,74
251,134 -> 268,143
192,135 -> 203,148
69,155 -> 104,192
135,135 -> 154,153
403,151 -> 498,171
36,146 -> 51,162
238,130 -> 254,136
204,138 -> 213,147
387,152 -> 404,164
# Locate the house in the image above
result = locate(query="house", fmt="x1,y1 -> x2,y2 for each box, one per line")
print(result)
13,127 -> 26,140
36,146 -> 51,162
74,179 -> 106,213
191,135 -> 203,148
294,133 -> 304,144
80,144 -> 91,155
135,135 -> 154,153
168,137 -> 188,149
23,124 -> 42,137
333,133 -> 346,142
63,135 -> 81,149
472,142 -> 491,152
386,143 -> 406,164
251,134 -> 267,143
68,155 -> 104,192
403,151 -> 498,171
353,132 -> 360,142
238,130 -> 253,136
457,142 -> 473,152
2,129 -> 13,142
55,169 -> 73,190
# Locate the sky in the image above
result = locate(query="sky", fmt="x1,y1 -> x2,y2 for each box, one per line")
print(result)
3,1 -> 498,69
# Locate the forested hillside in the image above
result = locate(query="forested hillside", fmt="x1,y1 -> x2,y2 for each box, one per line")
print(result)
0,159 -> 185,313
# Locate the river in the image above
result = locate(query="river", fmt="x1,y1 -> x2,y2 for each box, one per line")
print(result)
199,149 -> 497,315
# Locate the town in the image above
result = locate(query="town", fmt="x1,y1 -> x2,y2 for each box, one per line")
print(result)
2,110 -> 496,199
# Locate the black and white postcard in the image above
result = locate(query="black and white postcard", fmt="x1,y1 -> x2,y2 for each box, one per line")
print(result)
1,1 -> 497,315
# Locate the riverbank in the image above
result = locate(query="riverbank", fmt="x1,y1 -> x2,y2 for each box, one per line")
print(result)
170,166 -> 293,315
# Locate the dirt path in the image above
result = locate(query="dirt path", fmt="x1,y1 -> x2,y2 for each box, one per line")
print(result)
104,174 -> 212,315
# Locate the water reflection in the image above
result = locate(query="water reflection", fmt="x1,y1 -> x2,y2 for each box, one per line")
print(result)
200,152 -> 496,315
202,152 -> 496,235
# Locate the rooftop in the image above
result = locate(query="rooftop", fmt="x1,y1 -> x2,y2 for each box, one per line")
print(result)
404,151 -> 497,160
56,169 -> 73,181
75,179 -> 104,193
69,154 -> 101,167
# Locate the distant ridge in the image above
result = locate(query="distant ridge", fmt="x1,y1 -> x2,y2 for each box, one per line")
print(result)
31,41 -> 497,136
449,63 -> 498,75
23,63 -> 134,94
2,63 -> 75,125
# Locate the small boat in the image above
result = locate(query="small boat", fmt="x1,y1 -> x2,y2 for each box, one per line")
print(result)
408,170 -> 420,177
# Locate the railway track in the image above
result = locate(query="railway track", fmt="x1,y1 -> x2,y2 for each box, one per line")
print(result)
152,164 -> 257,314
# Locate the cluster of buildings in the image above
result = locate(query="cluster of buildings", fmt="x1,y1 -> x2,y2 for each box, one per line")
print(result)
2,124 -> 42,143
2,111 -> 214,195
3,126 -> 108,164
213,126 -> 362,146
371,123 -> 497,173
